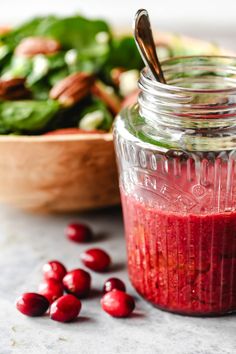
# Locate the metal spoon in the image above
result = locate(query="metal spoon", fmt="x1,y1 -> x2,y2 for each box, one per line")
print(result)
134,9 -> 166,84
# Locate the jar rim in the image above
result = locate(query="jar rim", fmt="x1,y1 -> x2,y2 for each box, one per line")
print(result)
140,55 -> 236,94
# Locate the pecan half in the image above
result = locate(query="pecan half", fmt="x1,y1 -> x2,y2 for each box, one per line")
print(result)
49,72 -> 95,107
0,26 -> 11,35
15,37 -> 61,57
110,67 -> 125,86
0,78 -> 31,100
92,81 -> 121,115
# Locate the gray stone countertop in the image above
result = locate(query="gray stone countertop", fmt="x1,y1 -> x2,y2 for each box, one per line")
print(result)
0,205 -> 235,354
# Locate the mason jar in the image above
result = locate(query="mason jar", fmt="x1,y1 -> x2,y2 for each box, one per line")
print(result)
113,56 -> 236,316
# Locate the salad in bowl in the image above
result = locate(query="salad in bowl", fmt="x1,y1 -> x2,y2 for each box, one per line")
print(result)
0,14 -> 230,212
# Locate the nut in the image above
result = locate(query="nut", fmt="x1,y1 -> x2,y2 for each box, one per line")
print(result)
110,67 -> 125,86
0,78 -> 31,100
49,72 -> 95,106
0,26 -> 11,35
92,81 -> 121,115
15,37 -> 61,57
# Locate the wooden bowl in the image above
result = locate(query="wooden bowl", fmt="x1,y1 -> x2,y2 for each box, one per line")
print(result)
0,32 -> 232,213
0,133 -> 118,212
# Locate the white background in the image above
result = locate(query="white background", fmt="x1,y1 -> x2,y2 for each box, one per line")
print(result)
0,0 -> 235,48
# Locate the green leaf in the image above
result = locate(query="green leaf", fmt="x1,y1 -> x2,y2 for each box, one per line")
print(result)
0,16 -> 58,49
47,52 -> 67,70
29,80 -> 51,100
26,55 -> 49,85
106,36 -> 143,70
27,52 -> 67,86
38,16 -> 112,74
39,16 -> 111,58
79,98 -> 113,130
48,68 -> 69,87
1,15 -> 112,77
0,44 -> 11,73
0,44 -> 10,59
0,99 -> 59,132
64,49 -> 101,74
1,55 -> 32,79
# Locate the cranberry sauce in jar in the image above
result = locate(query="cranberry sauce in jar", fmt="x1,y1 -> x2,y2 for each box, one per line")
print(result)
114,56 -> 236,316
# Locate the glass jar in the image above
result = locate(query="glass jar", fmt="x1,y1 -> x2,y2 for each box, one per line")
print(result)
113,56 -> 236,316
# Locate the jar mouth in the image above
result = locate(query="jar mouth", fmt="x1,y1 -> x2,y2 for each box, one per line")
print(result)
140,55 -> 236,94
136,55 -> 236,151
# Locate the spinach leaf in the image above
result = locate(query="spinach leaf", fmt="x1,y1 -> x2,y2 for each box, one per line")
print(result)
0,15 -> 141,135
1,55 -> 32,79
39,16 -> 111,58
27,52 -> 67,86
106,36 -> 143,70
0,99 -> 59,132
29,80 -> 51,100
48,68 -> 69,87
1,15 -> 112,78
79,98 -> 113,130
0,44 -> 11,69
0,17 -> 58,50
43,96 -> 93,132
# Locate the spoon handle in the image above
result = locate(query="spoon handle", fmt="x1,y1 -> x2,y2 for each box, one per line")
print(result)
134,9 -> 166,84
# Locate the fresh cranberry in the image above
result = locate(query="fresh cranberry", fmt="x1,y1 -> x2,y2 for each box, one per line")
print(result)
103,278 -> 126,294
66,223 -> 93,243
50,295 -> 81,323
63,269 -> 91,298
81,248 -> 111,272
16,293 -> 49,317
38,279 -> 64,304
101,289 -> 135,318
42,260 -> 67,282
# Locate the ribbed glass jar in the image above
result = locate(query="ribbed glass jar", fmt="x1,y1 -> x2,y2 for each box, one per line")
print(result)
113,56 -> 236,316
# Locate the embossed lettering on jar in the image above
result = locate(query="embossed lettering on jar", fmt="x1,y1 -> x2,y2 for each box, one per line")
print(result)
113,56 -> 236,316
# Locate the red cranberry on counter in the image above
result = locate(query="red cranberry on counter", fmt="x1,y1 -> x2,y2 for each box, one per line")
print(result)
42,260 -> 67,282
81,248 -> 111,272
66,223 -> 93,243
63,269 -> 91,298
38,279 -> 64,304
103,278 -> 126,294
50,295 -> 81,323
16,293 -> 49,317
101,289 -> 135,318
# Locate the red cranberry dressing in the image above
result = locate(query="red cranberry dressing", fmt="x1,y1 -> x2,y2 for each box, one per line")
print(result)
114,56 -> 236,316
121,190 -> 236,315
